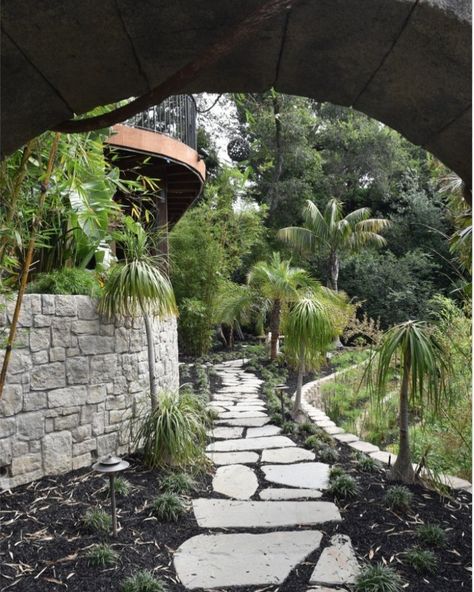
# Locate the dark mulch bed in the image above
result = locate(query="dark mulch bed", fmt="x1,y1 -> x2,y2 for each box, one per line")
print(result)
1,354 -> 471,592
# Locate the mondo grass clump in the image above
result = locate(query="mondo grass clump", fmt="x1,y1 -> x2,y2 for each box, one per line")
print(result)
329,465 -> 346,481
136,389 -> 209,469
404,548 -> 438,573
87,543 -> 119,567
152,493 -> 186,522
160,472 -> 196,495
328,474 -> 359,499
318,444 -> 339,463
355,453 -> 380,473
82,508 -> 112,535
112,476 -> 131,496
281,421 -> 296,435
355,563 -> 404,592
384,485 -> 413,512
121,570 -> 167,592
416,523 -> 447,547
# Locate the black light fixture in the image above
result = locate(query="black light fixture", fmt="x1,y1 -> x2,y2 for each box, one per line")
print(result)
92,455 -> 130,537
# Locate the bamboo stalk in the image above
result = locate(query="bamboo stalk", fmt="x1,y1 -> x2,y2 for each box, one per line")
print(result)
0,139 -> 36,268
0,133 -> 61,399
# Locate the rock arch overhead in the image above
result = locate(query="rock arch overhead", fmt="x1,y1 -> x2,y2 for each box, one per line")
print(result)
1,0 -> 471,183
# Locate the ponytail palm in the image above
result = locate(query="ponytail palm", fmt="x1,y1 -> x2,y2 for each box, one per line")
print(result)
99,218 -> 177,410
278,199 -> 389,291
284,288 -> 347,417
248,252 -> 313,359
368,320 -> 450,483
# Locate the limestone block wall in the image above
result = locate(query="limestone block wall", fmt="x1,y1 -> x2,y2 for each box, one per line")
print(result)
0,294 -> 179,490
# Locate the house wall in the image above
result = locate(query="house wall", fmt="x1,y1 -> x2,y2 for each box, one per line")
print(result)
0,294 -> 178,490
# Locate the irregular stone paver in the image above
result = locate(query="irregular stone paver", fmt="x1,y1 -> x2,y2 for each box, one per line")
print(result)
206,451 -> 259,465
334,433 -> 359,443
306,588 -> 346,592
261,447 -> 315,463
206,435 -> 296,453
208,426 -> 244,440
324,426 -> 344,435
315,420 -> 336,428
174,531 -> 323,589
233,405 -> 267,413
212,464 -> 258,499
348,440 -> 380,454
192,499 -> 341,528
216,417 -> 271,427
262,462 -> 330,489
259,488 -> 322,500
309,534 -> 360,586
246,425 -> 282,438
370,450 -> 396,465
219,410 -> 267,419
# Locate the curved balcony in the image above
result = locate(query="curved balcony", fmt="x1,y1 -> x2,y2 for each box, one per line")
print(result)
106,95 -> 205,227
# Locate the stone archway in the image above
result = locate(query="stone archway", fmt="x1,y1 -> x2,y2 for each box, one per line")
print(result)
1,0 -> 471,183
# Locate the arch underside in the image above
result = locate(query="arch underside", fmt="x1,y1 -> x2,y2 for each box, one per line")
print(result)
1,0 -> 471,183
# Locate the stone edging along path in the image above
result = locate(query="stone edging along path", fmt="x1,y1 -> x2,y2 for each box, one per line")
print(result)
300,366 -> 472,494
173,359 -> 360,590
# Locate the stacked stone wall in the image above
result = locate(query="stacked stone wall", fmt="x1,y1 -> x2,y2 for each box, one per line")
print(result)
0,294 -> 178,489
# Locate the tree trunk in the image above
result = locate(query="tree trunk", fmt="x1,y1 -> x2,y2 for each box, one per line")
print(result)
389,352 -> 415,483
292,361 -> 305,420
268,93 -> 284,215
143,314 -> 158,412
269,299 -> 281,360
328,251 -> 339,292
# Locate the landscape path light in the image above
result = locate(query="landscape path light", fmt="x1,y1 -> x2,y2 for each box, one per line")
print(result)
275,384 -> 289,423
92,454 -> 129,537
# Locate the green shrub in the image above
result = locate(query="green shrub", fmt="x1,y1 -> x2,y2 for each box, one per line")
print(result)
136,389 -> 209,469
356,453 -> 379,473
416,523 -> 446,547
270,413 -> 283,426
304,435 -> 321,449
299,422 -> 317,436
82,508 -> 112,535
404,548 -> 437,573
27,268 -> 101,297
384,486 -> 413,512
281,421 -> 296,435
318,444 -> 339,463
152,493 -> 186,521
329,465 -> 346,481
121,570 -> 167,592
87,543 -> 119,567
160,472 -> 195,495
328,474 -> 359,499
112,477 -> 131,496
355,563 -> 404,592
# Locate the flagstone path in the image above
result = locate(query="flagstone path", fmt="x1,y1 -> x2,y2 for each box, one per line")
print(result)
173,359 -> 360,590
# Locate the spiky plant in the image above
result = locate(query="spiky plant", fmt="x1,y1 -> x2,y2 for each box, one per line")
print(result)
99,217 -> 177,411
329,474 -> 359,499
416,523 -> 447,547
121,570 -> 167,592
87,543 -> 119,567
160,472 -> 196,495
152,493 -> 186,522
384,485 -> 413,512
355,563 -> 404,592
366,320 -> 450,483
404,548 -> 437,573
82,508 -> 112,535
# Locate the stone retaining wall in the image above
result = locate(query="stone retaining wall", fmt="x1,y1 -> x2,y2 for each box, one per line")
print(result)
0,294 -> 178,490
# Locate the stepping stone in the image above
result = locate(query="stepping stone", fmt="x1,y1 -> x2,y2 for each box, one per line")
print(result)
261,447 -> 315,463
207,405 -> 226,413
348,441 -> 380,454
219,410 -> 267,419
262,462 -> 330,489
213,464 -> 258,499
216,417 -> 271,427
437,474 -> 472,490
315,420 -> 336,428
307,588 -> 346,592
233,405 -> 267,413
259,488 -> 322,500
206,451 -> 260,465
309,534 -> 360,586
206,435 -> 296,453
246,425 -> 281,438
192,499 -> 341,528
370,450 -> 396,465
208,426 -> 244,440
324,426 -> 344,435
334,433 -> 359,443
174,531 -> 323,589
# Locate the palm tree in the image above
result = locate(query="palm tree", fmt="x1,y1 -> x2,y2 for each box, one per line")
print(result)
367,320 -> 450,483
278,199 -> 390,291
284,289 -> 348,418
248,252 -> 313,359
99,217 -> 177,411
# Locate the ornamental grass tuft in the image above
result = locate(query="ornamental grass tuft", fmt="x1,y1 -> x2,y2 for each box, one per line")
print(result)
121,570 -> 167,592
416,523 -> 447,547
404,548 -> 438,573
152,493 -> 186,522
86,543 -> 119,567
355,563 -> 404,592
384,485 -> 413,512
82,508 -> 112,535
